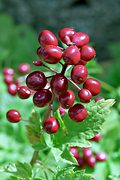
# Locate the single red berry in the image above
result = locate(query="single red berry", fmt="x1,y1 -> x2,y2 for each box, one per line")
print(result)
71,32 -> 90,47
86,156 -> 96,168
83,148 -> 93,160
59,90 -> 75,109
68,104 -> 87,122
81,45 -> 96,61
7,84 -> 18,96
26,71 -> 47,91
42,117 -> 60,134
94,96 -> 104,102
58,106 -> 66,116
78,89 -> 92,103
50,74 -> 68,96
17,86 -> 31,99
4,75 -> 14,85
33,60 -> 42,66
96,152 -> 107,162
41,45 -> 63,64
18,63 -> 31,74
6,110 -> 21,123
83,78 -> 101,96
91,134 -> 102,142
69,146 -> 79,159
38,30 -> 58,47
63,45 -> 81,65
36,47 -> 44,58
33,89 -> 52,107
3,68 -> 14,76
77,157 -> 85,168
58,27 -> 75,45
71,65 -> 88,84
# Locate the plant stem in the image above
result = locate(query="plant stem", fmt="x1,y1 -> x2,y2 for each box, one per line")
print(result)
68,78 -> 81,91
61,63 -> 68,75
30,150 -> 39,165
42,63 -> 57,74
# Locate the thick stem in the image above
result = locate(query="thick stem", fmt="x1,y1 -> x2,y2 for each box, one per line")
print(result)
68,78 -> 81,91
30,150 -> 39,165
61,63 -> 68,75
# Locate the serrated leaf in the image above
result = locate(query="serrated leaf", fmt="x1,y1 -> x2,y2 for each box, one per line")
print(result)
61,147 -> 77,165
26,109 -> 46,150
53,99 -> 115,148
53,167 -> 92,180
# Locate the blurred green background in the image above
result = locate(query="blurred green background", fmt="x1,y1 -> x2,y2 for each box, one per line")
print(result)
0,0 -> 120,179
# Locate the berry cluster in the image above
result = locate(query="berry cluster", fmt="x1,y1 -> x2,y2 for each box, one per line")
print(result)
3,63 -> 31,96
6,28 -> 101,135
70,134 -> 107,168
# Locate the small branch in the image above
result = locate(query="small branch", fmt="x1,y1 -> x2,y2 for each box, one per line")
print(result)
59,61 -> 64,66
42,63 -> 57,74
68,78 -> 81,91
30,150 -> 39,165
61,63 -> 68,75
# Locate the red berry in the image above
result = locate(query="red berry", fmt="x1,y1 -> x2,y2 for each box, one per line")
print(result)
38,30 -> 58,47
42,117 -> 60,134
18,63 -> 31,74
50,74 -> 68,96
58,106 -> 66,116
83,148 -> 93,160
77,157 -> 85,168
33,89 -> 52,107
6,110 -> 21,123
58,27 -> 75,45
3,68 -> 14,76
86,156 -> 96,168
71,32 -> 90,47
83,78 -> 101,96
77,59 -> 87,65
26,71 -> 47,91
63,45 -> 80,65
59,90 -> 75,109
37,47 -> 44,57
94,96 -> 104,102
7,84 -> 18,96
96,152 -> 107,162
68,104 -> 87,122
4,75 -> 14,85
33,60 -> 42,66
69,146 -> 79,159
71,65 -> 88,84
41,45 -> 62,64
78,89 -> 92,103
17,86 -> 31,99
91,134 -> 102,142
81,45 -> 96,61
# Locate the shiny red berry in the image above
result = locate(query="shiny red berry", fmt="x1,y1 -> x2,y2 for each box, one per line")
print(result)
33,89 -> 52,107
68,104 -> 87,122
59,90 -> 75,109
58,27 -> 75,45
50,74 -> 68,96
71,32 -> 89,47
91,134 -> 102,142
69,146 -> 79,159
77,157 -> 85,168
6,110 -> 21,123
63,45 -> 80,65
77,59 -> 87,65
3,68 -> 14,76
71,65 -> 88,84
38,30 -> 58,47
81,45 -> 96,61
4,75 -> 14,85
83,78 -> 101,96
42,117 -> 60,134
7,84 -> 18,96
96,152 -> 107,162
18,63 -> 31,74
26,71 -> 47,91
78,89 -> 92,103
83,148 -> 93,160
86,156 -> 96,168
41,45 -> 62,64
17,86 -> 31,99
33,60 -> 42,66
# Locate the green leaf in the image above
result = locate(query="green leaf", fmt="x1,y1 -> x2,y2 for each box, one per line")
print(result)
61,147 -> 77,165
53,167 -> 92,180
26,109 -> 46,150
52,99 -> 115,148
